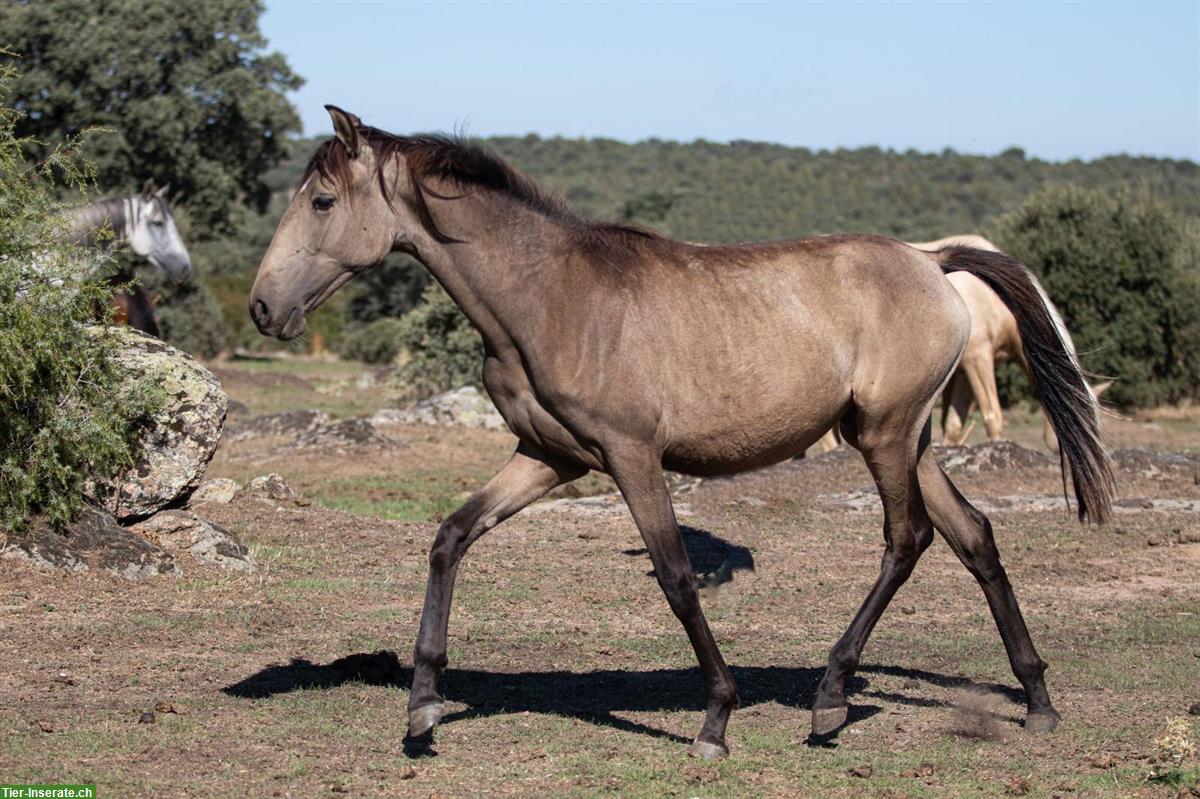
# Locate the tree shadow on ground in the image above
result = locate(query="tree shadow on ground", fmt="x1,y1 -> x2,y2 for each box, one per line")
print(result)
223,650 -> 1024,756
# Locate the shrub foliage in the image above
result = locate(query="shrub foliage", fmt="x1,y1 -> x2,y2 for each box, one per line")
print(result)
392,284 -> 483,401
0,62 -> 161,531
994,186 -> 1200,408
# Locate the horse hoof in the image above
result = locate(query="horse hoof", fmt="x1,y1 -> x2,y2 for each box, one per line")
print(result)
1025,707 -> 1061,734
811,705 -> 848,737
688,738 -> 729,760
407,703 -> 445,738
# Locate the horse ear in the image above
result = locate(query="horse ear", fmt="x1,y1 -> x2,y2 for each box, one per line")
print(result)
155,183 -> 170,199
141,179 -> 156,200
1091,380 -> 1114,398
326,105 -> 362,159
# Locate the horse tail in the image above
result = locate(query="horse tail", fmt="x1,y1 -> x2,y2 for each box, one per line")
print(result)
935,246 -> 1114,523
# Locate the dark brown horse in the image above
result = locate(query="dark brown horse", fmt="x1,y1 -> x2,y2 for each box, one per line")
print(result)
249,107 -> 1114,759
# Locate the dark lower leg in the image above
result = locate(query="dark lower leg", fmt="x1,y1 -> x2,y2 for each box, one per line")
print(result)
407,446 -> 584,735
918,456 -> 1059,730
813,440 -> 933,734
970,541 -> 1058,727
611,456 -> 738,758
812,528 -> 931,729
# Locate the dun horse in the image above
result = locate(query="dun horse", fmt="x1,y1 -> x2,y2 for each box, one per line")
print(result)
250,107 -> 1114,759
68,181 -> 191,336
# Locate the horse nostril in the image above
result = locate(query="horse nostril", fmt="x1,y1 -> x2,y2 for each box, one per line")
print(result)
252,299 -> 271,328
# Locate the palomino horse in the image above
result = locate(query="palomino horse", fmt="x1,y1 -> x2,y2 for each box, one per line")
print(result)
909,236 -> 1110,450
249,107 -> 1114,759
68,181 -> 192,337
816,234 -> 1108,453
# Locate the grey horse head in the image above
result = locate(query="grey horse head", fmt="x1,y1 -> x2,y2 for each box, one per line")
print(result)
127,182 -> 192,284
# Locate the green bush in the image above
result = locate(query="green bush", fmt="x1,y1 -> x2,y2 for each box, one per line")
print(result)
0,62 -> 162,531
338,317 -> 405,365
392,283 -> 483,401
994,185 -> 1200,408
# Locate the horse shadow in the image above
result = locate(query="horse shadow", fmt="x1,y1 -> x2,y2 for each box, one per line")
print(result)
623,524 -> 756,586
223,650 -> 1025,756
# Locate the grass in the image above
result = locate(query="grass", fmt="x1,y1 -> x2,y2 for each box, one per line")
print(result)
307,473 -> 484,523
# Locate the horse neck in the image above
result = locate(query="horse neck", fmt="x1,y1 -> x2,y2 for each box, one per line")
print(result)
408,189 -> 574,352
69,196 -> 136,246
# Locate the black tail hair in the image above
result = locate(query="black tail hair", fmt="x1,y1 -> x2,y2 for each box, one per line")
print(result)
937,246 -> 1115,523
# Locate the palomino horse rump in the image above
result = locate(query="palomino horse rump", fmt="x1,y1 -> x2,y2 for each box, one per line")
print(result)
249,107 -> 1115,759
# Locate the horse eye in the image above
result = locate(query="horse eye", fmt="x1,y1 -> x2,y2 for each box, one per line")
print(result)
312,195 -> 336,212
150,219 -> 165,227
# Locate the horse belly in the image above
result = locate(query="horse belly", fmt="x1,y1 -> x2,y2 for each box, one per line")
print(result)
661,366 -> 850,475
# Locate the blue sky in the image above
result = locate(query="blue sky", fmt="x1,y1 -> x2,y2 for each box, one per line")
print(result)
262,1 -> 1200,162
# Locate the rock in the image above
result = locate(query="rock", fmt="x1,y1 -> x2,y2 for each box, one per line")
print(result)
1179,529 -> 1200,545
848,765 -> 872,779
229,409 -> 394,450
1112,448 -> 1200,478
187,478 -> 240,506
938,441 -> 1053,474
227,409 -> 330,442
374,386 -> 507,431
241,473 -> 299,502
1188,702 -> 1200,717
129,510 -> 254,571
2,506 -> 178,580
88,327 -> 227,520
138,711 -> 155,724
295,417 -> 392,449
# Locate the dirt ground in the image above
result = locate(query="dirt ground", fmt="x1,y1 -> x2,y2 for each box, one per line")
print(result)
2,357 -> 1198,798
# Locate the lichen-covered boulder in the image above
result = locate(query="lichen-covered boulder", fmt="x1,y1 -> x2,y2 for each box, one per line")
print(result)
373,386 -> 507,431
89,327 -> 227,520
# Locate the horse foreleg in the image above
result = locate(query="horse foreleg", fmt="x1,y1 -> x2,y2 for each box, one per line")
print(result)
407,442 -> 585,738
609,447 -> 738,759
917,451 -> 1060,732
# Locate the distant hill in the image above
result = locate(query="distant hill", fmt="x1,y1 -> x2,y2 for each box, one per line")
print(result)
266,135 -> 1200,244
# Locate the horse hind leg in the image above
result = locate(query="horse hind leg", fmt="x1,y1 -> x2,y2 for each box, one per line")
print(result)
916,450 -> 1060,732
811,410 -> 936,736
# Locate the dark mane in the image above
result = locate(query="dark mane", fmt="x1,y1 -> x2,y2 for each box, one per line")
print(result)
304,126 -> 664,249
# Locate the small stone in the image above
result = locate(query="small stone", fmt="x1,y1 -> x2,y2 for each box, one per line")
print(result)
902,679 -> 920,690
36,720 -> 53,733
1188,702 -> 1200,716
399,766 -> 416,780
138,712 -> 156,724
241,473 -> 299,502
1147,535 -> 1167,547
330,785 -> 347,794
900,605 -> 916,615
188,478 -> 239,506
849,765 -> 872,779
154,701 -> 186,715
130,511 -> 254,571
1090,754 -> 1116,769
901,763 -> 935,778
1178,529 -> 1200,544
